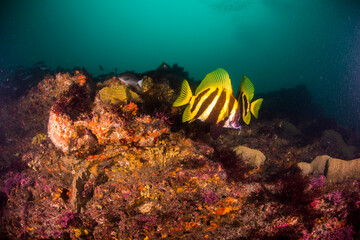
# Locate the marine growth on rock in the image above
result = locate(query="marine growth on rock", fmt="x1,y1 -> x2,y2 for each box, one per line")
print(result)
0,66 -> 359,239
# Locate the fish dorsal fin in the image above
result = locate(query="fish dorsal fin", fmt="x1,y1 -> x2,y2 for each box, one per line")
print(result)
195,68 -> 233,95
173,80 -> 193,107
237,76 -> 254,102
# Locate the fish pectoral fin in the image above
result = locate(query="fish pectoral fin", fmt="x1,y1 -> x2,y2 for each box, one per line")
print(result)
250,98 -> 263,119
195,68 -> 233,95
173,80 -> 193,107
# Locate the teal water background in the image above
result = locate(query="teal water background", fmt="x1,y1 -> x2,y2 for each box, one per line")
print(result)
0,0 -> 359,129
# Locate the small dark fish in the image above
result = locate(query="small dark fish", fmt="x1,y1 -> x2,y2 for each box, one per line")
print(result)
16,66 -> 24,71
99,65 -> 103,71
33,61 -> 45,67
22,75 -> 33,81
118,73 -> 143,88
16,71 -> 26,77
115,68 -> 118,73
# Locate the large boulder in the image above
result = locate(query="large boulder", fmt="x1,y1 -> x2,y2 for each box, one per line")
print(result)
233,146 -> 266,168
326,157 -> 360,183
48,110 -> 98,156
310,155 -> 330,175
297,162 -> 312,175
297,155 -> 360,183
322,130 -> 356,159
47,84 -> 98,156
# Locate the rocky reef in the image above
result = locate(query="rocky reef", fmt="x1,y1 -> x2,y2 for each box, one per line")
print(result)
0,64 -> 360,239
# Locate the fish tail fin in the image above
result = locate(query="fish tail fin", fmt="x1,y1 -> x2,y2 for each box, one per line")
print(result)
250,98 -> 263,119
138,79 -> 143,88
173,80 -> 193,107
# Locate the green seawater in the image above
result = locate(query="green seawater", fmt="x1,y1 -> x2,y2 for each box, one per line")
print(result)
0,0 -> 359,129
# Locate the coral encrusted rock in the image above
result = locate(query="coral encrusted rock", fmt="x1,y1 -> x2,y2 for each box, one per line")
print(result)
48,110 -> 98,155
70,168 -> 92,213
47,84 -> 98,156
233,146 -> 266,168
48,78 -> 170,156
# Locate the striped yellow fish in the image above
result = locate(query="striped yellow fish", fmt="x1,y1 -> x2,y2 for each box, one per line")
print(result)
173,68 -> 242,129
235,76 -> 263,125
173,68 -> 263,131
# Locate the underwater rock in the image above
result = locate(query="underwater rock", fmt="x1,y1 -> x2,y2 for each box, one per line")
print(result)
297,155 -> 330,176
297,162 -> 312,175
325,157 -> 360,183
48,76 -> 170,155
38,71 -> 93,100
91,99 -> 169,147
279,120 -> 301,136
141,75 -> 154,93
257,84 -> 321,125
322,129 -> 356,159
156,61 -> 171,71
141,75 -> 176,111
298,155 -> 360,183
70,168 -> 91,213
60,155 -> 82,169
48,109 -> 98,156
144,62 -> 190,108
7,66 -> 360,239
48,98 -> 168,155
310,155 -> 330,175
47,83 -> 98,156
49,99 -> 169,155
233,146 -> 266,168
0,71 -> 93,153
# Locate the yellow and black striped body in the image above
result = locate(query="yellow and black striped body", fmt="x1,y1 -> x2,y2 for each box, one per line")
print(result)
235,75 -> 263,125
173,68 -> 262,131
238,90 -> 250,123
183,87 -> 241,129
